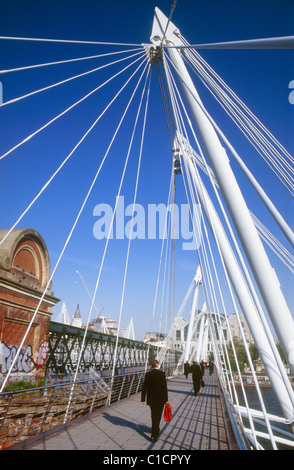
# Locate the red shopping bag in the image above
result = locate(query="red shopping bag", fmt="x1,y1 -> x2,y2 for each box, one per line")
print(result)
164,402 -> 172,422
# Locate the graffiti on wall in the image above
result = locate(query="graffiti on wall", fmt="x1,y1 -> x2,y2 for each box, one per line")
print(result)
1,340 -> 49,374
1,342 -> 33,374
36,341 -> 49,367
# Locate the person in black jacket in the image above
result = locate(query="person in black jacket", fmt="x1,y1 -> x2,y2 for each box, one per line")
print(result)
190,361 -> 202,396
141,359 -> 168,442
184,360 -> 190,379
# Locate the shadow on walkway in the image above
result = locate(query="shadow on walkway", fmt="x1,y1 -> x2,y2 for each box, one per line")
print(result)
101,412 -> 151,441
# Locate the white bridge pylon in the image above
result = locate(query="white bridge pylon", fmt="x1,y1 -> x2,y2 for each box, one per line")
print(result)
150,7 -> 294,430
55,302 -> 70,325
185,303 -> 210,365
183,266 -> 204,363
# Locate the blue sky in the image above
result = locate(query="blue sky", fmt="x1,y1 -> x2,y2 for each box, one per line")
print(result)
0,0 -> 293,340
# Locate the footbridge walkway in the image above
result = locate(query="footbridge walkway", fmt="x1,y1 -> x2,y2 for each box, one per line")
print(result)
8,372 -> 240,451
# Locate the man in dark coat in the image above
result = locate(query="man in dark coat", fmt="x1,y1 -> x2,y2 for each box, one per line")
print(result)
190,361 -> 202,396
184,360 -> 190,379
141,359 -> 168,442
209,360 -> 214,375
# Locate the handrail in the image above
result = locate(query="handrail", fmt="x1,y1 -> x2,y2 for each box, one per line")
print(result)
0,371 -> 146,450
218,373 -> 294,449
217,373 -> 250,450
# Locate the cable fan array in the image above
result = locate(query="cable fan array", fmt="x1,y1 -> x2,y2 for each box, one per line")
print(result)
0,40 -> 153,392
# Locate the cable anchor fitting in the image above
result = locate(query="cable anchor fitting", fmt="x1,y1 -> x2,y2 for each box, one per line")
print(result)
142,44 -> 163,66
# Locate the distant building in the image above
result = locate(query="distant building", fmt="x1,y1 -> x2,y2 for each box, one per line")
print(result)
90,315 -> 135,340
164,309 -> 254,364
71,304 -> 82,328
172,317 -> 188,352
0,228 -> 60,386
227,313 -> 254,344
54,302 -> 135,339
144,332 -> 167,347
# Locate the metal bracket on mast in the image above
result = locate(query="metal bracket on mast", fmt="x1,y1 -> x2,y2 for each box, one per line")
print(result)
142,44 -> 162,66
143,8 -> 184,66
173,146 -> 182,175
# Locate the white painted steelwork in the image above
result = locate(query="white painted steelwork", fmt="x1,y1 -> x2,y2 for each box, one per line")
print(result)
151,8 -> 294,379
150,6 -> 294,439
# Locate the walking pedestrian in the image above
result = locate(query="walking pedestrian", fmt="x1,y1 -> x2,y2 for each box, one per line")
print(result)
141,359 -> 168,442
209,360 -> 214,375
190,361 -> 202,396
184,360 -> 190,379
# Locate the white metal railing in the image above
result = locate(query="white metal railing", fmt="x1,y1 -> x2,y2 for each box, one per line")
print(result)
0,371 -> 145,450
218,371 -> 294,450
0,364 -> 181,450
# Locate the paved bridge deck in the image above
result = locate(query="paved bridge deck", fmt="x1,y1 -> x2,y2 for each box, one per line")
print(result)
13,372 -> 238,451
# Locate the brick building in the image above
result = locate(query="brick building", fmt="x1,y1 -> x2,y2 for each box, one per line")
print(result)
0,229 -> 60,387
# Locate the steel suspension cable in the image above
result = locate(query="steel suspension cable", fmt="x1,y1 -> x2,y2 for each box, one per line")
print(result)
163,54 -> 292,448
0,48 -> 142,74
179,50 -> 294,194
180,147 -> 252,432
164,60 -> 221,320
182,146 -> 273,448
110,69 -> 152,382
0,58 -> 148,393
66,63 -> 150,415
0,51 -> 144,108
144,172 -> 174,370
181,44 -> 294,187
164,53 -> 294,246
186,121 -> 293,445
166,57 -> 294,410
158,56 -> 224,372
0,54 -> 147,248
0,35 -> 141,46
190,143 -> 294,267
0,52 -> 145,161
158,55 -> 219,354
183,39 -> 293,166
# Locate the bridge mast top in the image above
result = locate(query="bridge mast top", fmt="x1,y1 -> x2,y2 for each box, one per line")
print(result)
150,7 -> 182,48
143,6 -> 182,66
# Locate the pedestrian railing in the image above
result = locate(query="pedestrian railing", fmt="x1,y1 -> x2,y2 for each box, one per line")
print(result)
218,372 -> 294,450
3,367 -> 292,451
0,371 -> 146,450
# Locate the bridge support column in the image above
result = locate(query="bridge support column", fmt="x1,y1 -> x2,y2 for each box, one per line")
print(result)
166,39 -> 294,378
184,149 -> 294,427
183,267 -> 201,363
150,7 -> 294,428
